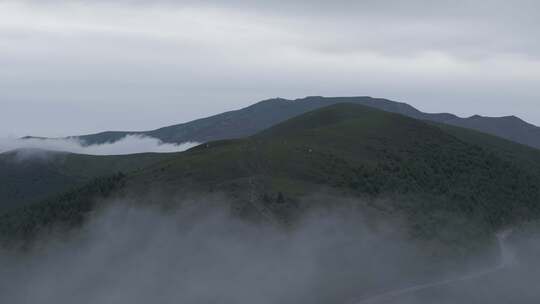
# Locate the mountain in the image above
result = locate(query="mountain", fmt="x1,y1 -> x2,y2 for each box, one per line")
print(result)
0,149 -> 173,213
5,104 -> 540,260
48,96 -> 540,150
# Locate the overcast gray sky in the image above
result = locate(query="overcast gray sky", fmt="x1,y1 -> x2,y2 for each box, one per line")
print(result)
1,0 -> 539,137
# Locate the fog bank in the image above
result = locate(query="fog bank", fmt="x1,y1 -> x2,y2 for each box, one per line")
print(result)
1,199 -> 539,304
0,201 -> 425,304
0,135 -> 198,155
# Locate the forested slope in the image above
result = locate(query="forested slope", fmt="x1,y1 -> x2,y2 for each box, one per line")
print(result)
5,104 -> 540,261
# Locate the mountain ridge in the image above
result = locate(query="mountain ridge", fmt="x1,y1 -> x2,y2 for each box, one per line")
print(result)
24,96 -> 540,150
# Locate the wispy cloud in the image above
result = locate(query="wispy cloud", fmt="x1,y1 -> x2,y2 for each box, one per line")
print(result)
0,135 -> 198,155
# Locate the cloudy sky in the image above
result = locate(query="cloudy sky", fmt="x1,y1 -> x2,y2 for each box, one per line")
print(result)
1,0 -> 539,137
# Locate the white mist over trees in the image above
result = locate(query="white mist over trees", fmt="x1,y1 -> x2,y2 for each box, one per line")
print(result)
0,136 -> 198,156
1,199 -> 539,304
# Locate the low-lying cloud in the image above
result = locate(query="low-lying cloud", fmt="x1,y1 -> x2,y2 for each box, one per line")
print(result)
0,135 -> 199,155
0,201 -> 416,304
1,197 -> 539,304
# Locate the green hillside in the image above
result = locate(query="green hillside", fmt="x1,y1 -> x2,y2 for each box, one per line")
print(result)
4,103 -> 540,263
129,104 -> 540,230
0,150 -> 174,213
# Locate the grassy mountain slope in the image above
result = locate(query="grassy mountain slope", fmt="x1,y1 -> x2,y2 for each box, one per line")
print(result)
6,104 -> 540,259
436,122 -> 540,172
0,150 -> 173,213
53,96 -> 540,150
134,104 -> 540,229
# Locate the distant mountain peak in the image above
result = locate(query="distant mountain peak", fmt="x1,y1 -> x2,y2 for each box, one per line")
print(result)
20,136 -> 48,140
467,114 -> 530,125
25,96 -> 540,150
501,115 -> 525,122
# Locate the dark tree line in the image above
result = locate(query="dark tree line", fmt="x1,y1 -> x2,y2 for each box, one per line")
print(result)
0,173 -> 126,242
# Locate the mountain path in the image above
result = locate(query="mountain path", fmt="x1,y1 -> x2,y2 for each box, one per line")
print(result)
351,230 -> 514,304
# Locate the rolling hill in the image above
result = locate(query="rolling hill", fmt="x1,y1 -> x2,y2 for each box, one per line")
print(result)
40,96 -> 540,150
0,150 -> 174,213
4,103 -> 540,261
